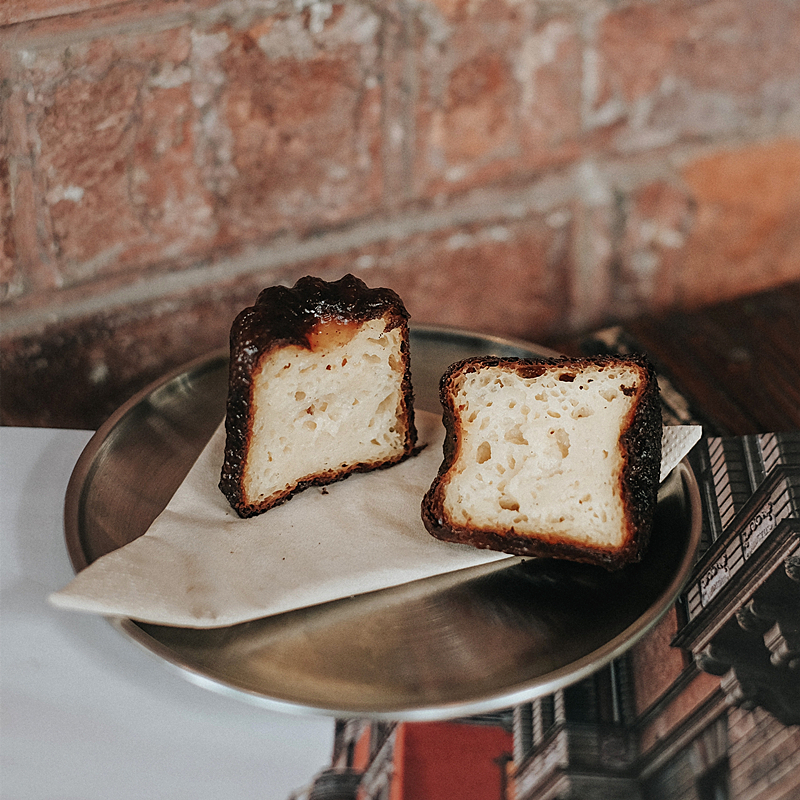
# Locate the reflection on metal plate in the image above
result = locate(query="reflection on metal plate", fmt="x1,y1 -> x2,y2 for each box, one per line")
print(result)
63,324 -> 702,719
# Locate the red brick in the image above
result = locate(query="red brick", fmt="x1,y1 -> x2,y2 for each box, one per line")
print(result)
677,140 -> 800,306
569,198 -> 616,332
213,5 -> 385,244
4,4 -> 387,298
0,112 -> 15,300
9,25 -> 216,290
617,179 -> 696,313
0,0 -> 123,26
518,18 -> 583,166
595,0 -> 800,150
1,46 -> 55,299
612,141 -> 800,317
302,214 -> 573,343
0,0 -> 217,30
413,1 -> 582,196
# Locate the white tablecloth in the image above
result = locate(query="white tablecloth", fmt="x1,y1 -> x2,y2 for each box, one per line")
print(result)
0,427 -> 335,800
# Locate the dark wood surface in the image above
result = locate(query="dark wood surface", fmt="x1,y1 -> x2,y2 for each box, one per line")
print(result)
550,281 -> 800,437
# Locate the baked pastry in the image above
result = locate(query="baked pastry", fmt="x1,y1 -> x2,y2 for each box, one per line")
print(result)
421,355 -> 662,569
220,274 -> 417,517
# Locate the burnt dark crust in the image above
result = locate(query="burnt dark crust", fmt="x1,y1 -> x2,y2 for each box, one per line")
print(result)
220,274 -> 417,518
421,354 -> 662,570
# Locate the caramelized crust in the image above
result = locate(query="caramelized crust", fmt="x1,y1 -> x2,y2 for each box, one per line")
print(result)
220,274 -> 417,517
421,354 -> 662,570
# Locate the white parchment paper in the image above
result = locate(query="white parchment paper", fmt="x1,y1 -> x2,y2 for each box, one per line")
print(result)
51,412 -> 701,628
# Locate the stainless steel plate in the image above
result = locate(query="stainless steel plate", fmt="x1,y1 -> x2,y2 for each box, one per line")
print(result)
64,324 -> 702,720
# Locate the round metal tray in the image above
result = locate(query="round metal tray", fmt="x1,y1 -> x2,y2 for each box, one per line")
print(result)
63,324 -> 702,720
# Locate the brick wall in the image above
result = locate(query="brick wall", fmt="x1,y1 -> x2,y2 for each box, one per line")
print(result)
2,0 -> 800,427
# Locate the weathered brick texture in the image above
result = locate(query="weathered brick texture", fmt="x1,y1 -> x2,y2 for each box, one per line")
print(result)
2,0 -> 800,426
597,1 -> 800,150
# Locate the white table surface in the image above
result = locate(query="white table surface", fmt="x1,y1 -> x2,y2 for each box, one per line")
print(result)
0,427 -> 335,800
